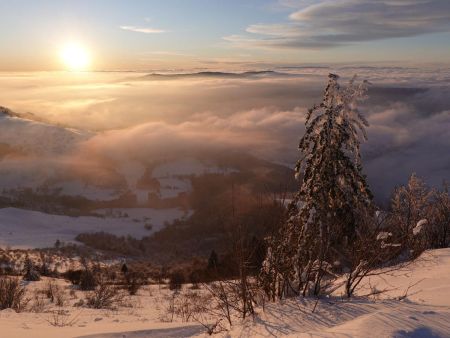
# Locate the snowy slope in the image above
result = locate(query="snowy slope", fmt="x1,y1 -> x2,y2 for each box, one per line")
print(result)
0,107 -> 92,155
222,249 -> 450,338
0,107 -> 100,196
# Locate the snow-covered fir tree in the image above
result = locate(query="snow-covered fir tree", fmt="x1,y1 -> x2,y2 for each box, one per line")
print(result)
261,74 -> 373,297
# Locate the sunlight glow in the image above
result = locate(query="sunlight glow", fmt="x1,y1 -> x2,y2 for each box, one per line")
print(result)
60,43 -> 91,71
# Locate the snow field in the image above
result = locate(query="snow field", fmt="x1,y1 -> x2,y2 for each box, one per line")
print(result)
0,249 -> 449,337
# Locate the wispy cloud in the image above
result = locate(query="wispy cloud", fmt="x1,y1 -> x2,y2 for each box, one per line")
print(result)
120,25 -> 166,34
144,51 -> 192,57
226,0 -> 450,50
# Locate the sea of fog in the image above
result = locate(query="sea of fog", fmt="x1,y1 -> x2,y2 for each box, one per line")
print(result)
0,65 -> 449,201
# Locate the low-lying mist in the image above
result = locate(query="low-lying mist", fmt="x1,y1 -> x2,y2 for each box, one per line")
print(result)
0,65 -> 449,201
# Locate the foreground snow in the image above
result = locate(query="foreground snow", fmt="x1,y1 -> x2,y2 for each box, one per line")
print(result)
224,249 -> 450,338
1,249 -> 450,338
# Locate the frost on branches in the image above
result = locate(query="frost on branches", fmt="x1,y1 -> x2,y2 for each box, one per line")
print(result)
294,73 -> 372,238
261,74 -> 373,299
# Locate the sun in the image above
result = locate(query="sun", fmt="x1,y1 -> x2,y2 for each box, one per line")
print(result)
60,43 -> 91,71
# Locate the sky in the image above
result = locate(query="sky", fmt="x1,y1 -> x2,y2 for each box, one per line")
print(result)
1,0 -> 450,71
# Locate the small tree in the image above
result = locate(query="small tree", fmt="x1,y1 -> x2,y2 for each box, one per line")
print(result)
64,269 -> 83,285
39,253 -> 52,277
23,257 -> 40,282
54,239 -> 61,249
121,263 -> 128,275
427,182 -> 450,248
207,250 -> 219,270
79,263 -> 97,291
169,271 -> 186,291
389,173 -> 433,254
343,211 -> 406,298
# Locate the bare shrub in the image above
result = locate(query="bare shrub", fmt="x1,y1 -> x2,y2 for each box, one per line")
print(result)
118,294 -> 141,309
161,283 -> 242,334
46,309 -> 81,327
174,291 -> 209,322
30,293 -> 47,313
69,289 -> 77,299
160,293 -> 176,322
44,280 -> 66,306
202,281 -> 233,326
124,271 -> 146,295
193,317 -> 226,336
341,211 -> 410,298
86,275 -> 123,309
0,276 -> 28,312
55,289 -> 67,307
160,290 -> 208,323
73,299 -> 84,307
426,183 -> 450,249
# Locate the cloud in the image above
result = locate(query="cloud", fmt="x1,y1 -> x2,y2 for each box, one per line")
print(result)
277,0 -> 314,8
120,25 -> 166,34
145,51 -> 191,56
79,106 -> 306,166
226,0 -> 450,49
0,66 -> 449,201
364,105 -> 450,201
72,71 -> 449,201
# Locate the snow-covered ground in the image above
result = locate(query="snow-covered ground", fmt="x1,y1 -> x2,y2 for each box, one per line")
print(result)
0,207 -> 188,248
1,249 -> 449,337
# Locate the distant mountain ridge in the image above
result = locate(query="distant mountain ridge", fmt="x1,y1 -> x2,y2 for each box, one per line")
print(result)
140,70 -> 293,80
